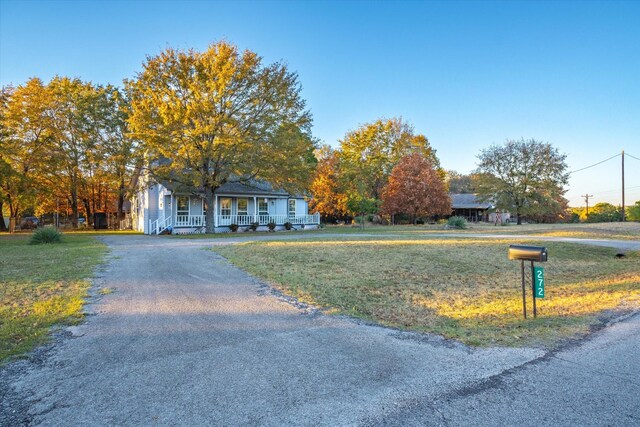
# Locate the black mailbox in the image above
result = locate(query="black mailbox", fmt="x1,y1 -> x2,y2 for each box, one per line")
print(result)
508,245 -> 548,262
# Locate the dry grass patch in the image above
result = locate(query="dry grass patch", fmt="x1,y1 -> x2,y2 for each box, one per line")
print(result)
314,222 -> 640,241
0,234 -> 107,363
213,236 -> 639,348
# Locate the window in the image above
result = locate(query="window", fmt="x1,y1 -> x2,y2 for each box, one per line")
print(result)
177,197 -> 189,216
237,198 -> 248,216
258,199 -> 269,216
220,198 -> 231,216
288,199 -> 296,217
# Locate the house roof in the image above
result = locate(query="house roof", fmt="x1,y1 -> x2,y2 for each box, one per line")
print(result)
216,181 -> 289,197
160,179 -> 293,197
450,193 -> 494,209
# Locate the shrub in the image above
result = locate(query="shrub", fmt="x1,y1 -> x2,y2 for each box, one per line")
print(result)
29,227 -> 62,245
267,222 -> 276,231
284,222 -> 293,230
229,223 -> 239,232
249,222 -> 258,231
447,216 -> 468,229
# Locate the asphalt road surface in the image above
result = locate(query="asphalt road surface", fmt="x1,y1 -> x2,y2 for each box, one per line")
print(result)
1,234 -> 638,426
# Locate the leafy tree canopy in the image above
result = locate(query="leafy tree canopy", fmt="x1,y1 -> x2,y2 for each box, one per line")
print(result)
308,145 -> 349,221
627,201 -> 640,222
475,138 -> 569,224
339,118 -> 439,201
446,170 -> 479,194
127,41 -> 317,232
381,153 -> 450,222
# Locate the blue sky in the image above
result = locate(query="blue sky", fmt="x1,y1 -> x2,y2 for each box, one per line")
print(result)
1,0 -> 639,206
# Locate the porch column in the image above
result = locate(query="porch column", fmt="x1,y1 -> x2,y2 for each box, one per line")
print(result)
253,196 -> 257,223
214,194 -> 218,227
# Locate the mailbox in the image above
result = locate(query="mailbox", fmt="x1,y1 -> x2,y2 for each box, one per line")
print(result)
508,245 -> 548,262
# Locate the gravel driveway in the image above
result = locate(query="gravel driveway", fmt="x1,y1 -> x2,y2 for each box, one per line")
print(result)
1,234 -> 638,426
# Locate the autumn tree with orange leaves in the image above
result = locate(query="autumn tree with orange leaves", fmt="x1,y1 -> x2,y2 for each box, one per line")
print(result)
308,145 -> 349,221
381,153 -> 451,224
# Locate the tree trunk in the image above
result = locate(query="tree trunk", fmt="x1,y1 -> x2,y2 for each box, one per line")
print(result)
91,183 -> 97,219
204,186 -> 216,234
117,178 -> 126,221
71,191 -> 79,228
83,198 -> 92,227
0,200 -> 6,232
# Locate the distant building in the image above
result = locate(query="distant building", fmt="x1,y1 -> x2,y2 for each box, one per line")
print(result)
450,193 -> 510,223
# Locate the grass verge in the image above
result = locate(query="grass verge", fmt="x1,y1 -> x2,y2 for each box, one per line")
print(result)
155,222 -> 640,241
318,222 -> 640,240
0,234 -> 107,364
213,236 -> 640,348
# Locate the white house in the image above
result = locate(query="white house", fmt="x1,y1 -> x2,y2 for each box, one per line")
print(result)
131,173 -> 320,235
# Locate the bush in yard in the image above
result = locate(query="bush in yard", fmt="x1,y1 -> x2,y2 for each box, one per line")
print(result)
29,227 -> 63,244
284,222 -> 293,230
229,223 -> 239,232
267,222 -> 276,231
447,216 -> 468,229
249,222 -> 258,231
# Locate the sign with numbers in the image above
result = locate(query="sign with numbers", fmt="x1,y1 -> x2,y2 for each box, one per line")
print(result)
534,266 -> 545,298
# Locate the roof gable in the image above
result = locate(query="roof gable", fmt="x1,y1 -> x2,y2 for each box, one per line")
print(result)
450,193 -> 494,209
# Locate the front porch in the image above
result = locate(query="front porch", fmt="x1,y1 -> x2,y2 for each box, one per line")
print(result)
171,213 -> 320,228
149,193 -> 320,234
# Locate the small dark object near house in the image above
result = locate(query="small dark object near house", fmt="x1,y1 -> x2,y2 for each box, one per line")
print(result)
94,212 -> 108,230
284,222 -> 293,230
615,252 -> 626,259
229,223 -> 239,232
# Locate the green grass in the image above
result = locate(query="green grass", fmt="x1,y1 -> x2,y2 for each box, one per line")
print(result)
169,221 -> 640,241
0,234 -> 107,363
316,222 -> 640,240
213,235 -> 640,348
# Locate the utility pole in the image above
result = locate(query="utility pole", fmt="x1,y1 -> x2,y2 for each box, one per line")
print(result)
582,194 -> 593,218
621,150 -> 625,222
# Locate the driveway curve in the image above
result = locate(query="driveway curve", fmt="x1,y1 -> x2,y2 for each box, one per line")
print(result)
1,233 -> 638,426
3,235 -> 539,425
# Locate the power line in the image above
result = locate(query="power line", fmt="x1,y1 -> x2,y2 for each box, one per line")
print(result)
626,152 -> 640,161
590,185 -> 640,196
569,153 -> 620,174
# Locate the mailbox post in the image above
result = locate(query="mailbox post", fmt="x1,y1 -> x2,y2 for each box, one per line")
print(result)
508,245 -> 548,319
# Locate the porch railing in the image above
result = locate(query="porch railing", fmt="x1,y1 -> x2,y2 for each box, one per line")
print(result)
166,212 -> 320,229
150,215 -> 172,235
175,214 -> 206,227
215,213 -> 320,227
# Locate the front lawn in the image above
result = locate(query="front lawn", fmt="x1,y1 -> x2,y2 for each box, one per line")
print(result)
0,234 -> 107,363
213,236 -> 640,348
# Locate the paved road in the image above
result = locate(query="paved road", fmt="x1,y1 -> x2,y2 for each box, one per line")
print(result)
1,234 -> 638,426
375,312 -> 640,426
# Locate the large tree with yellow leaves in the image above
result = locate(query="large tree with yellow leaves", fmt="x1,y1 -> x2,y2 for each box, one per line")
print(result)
127,41 -> 316,232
